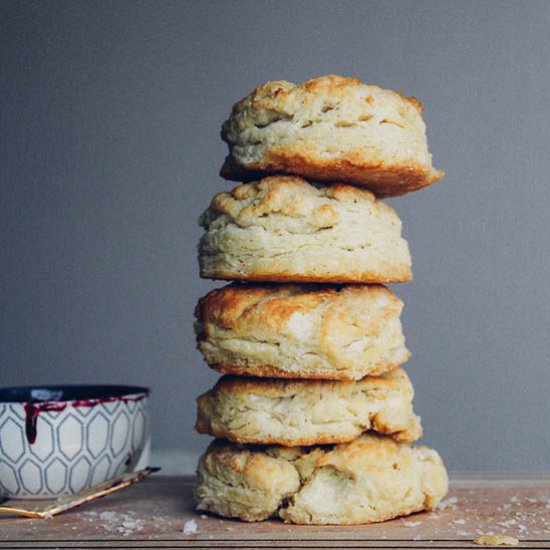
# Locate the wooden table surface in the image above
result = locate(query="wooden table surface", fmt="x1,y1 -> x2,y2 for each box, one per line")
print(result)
0,474 -> 548,549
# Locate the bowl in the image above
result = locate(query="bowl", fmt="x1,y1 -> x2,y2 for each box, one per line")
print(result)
0,385 -> 150,499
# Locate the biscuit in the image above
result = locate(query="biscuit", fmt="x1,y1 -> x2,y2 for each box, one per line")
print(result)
220,75 -> 444,198
195,434 -> 448,524
474,535 -> 519,547
198,176 -> 412,284
195,283 -> 410,380
195,367 -> 422,445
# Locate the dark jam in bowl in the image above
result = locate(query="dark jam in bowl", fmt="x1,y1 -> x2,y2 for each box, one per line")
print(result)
0,385 -> 149,444
0,385 -> 149,403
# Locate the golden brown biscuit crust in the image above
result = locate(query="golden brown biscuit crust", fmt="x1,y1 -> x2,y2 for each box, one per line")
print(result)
220,75 -> 444,197
208,359 -> 405,380
221,154 -> 441,198
195,283 -> 411,380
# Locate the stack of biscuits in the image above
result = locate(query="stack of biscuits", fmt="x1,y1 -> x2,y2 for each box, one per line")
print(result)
193,75 -> 448,525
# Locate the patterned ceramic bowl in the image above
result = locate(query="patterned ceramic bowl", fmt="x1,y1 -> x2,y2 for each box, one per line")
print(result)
0,385 -> 150,499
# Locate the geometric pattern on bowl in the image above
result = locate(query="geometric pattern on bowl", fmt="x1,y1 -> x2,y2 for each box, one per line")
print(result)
0,395 -> 150,499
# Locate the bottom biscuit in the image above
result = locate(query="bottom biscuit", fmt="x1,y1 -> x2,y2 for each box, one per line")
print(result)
195,434 -> 448,524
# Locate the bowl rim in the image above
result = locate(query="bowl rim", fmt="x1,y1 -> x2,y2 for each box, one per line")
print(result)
0,384 -> 150,404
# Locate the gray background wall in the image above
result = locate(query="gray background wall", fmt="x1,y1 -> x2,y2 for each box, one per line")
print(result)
2,0 -> 549,472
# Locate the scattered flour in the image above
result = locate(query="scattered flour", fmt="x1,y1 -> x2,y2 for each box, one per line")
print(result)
83,510 -> 145,536
404,520 -> 422,527
438,496 -> 458,510
497,519 -> 517,528
183,519 -> 197,535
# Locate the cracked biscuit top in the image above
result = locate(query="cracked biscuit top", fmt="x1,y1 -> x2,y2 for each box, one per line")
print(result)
220,75 -> 444,197
194,283 -> 410,380
195,434 -> 448,524
198,175 -> 412,284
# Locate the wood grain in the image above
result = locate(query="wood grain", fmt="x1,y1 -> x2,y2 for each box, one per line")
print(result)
0,474 -> 548,548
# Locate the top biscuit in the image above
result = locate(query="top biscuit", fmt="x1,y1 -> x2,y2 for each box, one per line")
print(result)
220,75 -> 444,197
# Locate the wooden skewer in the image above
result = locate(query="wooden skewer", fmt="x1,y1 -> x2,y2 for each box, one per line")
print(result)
0,467 -> 160,519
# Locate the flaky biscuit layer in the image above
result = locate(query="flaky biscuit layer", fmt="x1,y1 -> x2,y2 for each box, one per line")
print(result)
199,176 -> 412,284
196,367 -> 422,445
195,434 -> 448,524
195,283 -> 410,380
220,75 -> 444,197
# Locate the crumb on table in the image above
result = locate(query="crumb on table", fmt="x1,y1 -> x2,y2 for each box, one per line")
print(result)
474,534 -> 519,546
